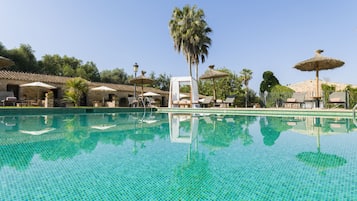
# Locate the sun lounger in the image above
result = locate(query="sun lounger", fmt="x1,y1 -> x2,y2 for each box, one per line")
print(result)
284,92 -> 306,108
328,91 -> 348,108
128,97 -> 138,107
0,91 -> 17,106
199,96 -> 213,108
221,96 -> 235,108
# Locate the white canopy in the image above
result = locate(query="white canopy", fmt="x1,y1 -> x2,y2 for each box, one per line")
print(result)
20,81 -> 56,89
90,86 -> 116,92
140,92 -> 161,97
168,76 -> 200,108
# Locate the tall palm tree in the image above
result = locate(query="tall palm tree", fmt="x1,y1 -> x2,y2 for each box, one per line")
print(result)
169,5 -> 212,80
240,68 -> 253,108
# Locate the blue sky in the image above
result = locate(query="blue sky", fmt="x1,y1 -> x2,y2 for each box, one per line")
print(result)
1,0 -> 357,92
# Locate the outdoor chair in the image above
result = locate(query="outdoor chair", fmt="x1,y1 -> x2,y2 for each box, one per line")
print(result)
199,96 -> 213,108
328,91 -> 348,109
0,91 -> 17,106
145,97 -> 158,108
284,92 -> 306,109
128,97 -> 138,107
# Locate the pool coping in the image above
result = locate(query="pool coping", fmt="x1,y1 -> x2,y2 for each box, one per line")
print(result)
157,107 -> 355,118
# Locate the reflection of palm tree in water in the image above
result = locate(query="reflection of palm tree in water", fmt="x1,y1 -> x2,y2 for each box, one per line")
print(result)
171,149 -> 212,200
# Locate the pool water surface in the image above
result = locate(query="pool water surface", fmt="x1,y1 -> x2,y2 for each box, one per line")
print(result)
0,112 -> 356,200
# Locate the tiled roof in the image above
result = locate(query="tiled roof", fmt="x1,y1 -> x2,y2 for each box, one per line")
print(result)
0,70 -> 169,95
0,70 -> 71,84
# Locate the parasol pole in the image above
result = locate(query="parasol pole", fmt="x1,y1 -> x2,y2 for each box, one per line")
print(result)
212,78 -> 216,101
102,91 -> 105,106
316,68 -> 319,98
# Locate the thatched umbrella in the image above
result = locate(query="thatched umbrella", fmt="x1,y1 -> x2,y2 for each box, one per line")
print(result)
129,71 -> 154,97
294,50 -> 344,106
199,65 -> 228,101
0,56 -> 15,68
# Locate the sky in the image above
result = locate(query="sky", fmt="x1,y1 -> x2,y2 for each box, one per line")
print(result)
1,0 -> 357,92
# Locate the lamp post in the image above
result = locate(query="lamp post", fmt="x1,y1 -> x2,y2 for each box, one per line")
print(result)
133,62 -> 139,99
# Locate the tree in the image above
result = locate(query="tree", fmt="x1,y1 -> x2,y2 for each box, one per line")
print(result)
100,68 -> 129,84
259,71 -> 280,93
7,44 -> 39,73
239,68 -> 253,108
78,61 -> 101,82
266,85 -> 293,107
149,72 -> 171,91
169,5 -> 212,80
39,54 -> 63,75
199,67 -> 243,102
64,77 -> 88,106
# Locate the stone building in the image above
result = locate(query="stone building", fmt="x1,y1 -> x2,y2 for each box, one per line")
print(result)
0,70 -> 168,107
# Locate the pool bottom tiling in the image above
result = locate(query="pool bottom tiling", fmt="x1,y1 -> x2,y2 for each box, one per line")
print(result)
0,112 -> 356,200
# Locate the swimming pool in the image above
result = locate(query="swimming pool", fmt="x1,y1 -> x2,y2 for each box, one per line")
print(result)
1,112 -> 356,200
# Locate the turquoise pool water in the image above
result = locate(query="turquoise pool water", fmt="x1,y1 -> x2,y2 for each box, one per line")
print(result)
0,112 -> 357,200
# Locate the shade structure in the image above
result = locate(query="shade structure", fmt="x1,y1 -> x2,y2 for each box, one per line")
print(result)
90,86 -> 116,106
129,71 -> 154,96
294,50 -> 344,100
0,56 -> 15,68
20,81 -> 56,101
19,128 -> 56,136
91,124 -> 116,130
199,65 -> 228,101
140,91 -> 160,97
20,81 -> 56,89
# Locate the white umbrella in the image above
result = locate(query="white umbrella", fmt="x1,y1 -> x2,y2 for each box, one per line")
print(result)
91,124 -> 116,130
140,92 -> 160,97
20,81 -> 56,89
90,86 -> 116,106
20,81 -> 56,101
19,128 -> 56,136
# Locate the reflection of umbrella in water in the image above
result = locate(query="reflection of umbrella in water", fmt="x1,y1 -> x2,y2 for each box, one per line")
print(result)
19,127 -> 56,135
20,82 -> 56,101
294,50 -> 344,106
199,65 -> 228,101
129,71 -> 154,96
91,124 -> 116,130
0,56 -> 15,68
295,117 -> 347,173
90,86 -> 116,106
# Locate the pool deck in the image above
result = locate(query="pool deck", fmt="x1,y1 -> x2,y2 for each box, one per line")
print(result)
0,106 -> 355,118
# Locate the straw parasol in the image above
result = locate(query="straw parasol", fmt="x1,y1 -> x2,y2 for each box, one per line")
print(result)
199,65 -> 229,101
129,71 -> 154,96
0,56 -> 15,68
294,50 -> 344,104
